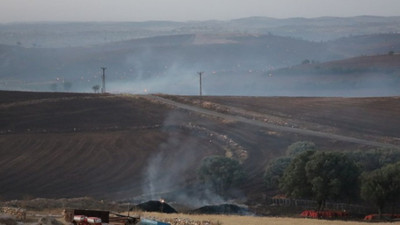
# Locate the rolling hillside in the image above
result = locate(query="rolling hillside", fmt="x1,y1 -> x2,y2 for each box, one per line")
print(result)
1,91 -> 399,206
1,31 -> 400,95
275,54 -> 400,74
1,16 -> 400,48
263,53 -> 400,96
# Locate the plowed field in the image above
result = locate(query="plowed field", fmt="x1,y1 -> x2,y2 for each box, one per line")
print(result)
1,91 -> 399,203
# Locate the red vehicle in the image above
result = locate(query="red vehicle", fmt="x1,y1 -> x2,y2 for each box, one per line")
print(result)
300,210 -> 349,219
73,215 -> 102,225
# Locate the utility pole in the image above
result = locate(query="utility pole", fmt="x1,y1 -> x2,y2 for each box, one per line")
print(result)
197,72 -> 203,97
101,67 -> 106,93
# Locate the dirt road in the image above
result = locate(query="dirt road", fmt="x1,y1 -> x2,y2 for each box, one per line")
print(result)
143,95 -> 400,150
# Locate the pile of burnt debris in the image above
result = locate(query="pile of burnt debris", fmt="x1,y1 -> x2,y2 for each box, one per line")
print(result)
189,204 -> 249,215
133,201 -> 249,216
134,201 -> 177,214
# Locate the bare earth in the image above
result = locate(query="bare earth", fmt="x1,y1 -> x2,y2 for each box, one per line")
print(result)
1,91 -> 399,205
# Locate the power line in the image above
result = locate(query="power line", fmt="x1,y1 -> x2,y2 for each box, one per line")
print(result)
101,67 -> 106,93
197,72 -> 203,96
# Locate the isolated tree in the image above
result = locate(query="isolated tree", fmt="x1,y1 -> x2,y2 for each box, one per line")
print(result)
305,152 -> 360,210
198,156 -> 245,196
361,162 -> 400,217
286,141 -> 316,157
264,157 -> 291,190
92,85 -> 100,93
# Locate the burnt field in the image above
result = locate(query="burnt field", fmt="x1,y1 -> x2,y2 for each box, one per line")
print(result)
0,91 -> 399,208
164,95 -> 400,145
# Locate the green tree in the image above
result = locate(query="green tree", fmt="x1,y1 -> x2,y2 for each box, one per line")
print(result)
198,156 -> 245,196
286,141 -> 316,156
349,148 -> 400,172
263,141 -> 316,192
280,150 -> 315,199
280,151 -> 360,210
361,162 -> 400,217
305,152 -> 360,210
264,157 -> 291,190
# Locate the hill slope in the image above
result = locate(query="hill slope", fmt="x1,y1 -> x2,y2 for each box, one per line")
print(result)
1,16 -> 400,47
1,91 -> 400,205
2,33 -> 400,95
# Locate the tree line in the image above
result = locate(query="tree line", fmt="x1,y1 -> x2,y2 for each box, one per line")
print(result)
264,141 -> 400,216
196,141 -> 400,217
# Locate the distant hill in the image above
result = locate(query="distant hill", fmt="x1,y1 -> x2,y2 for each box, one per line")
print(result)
274,54 -> 400,75
1,32 -> 400,95
0,33 -> 323,92
326,33 -> 400,58
1,16 -> 400,47
2,16 -> 400,95
264,54 -> 400,96
229,16 -> 400,41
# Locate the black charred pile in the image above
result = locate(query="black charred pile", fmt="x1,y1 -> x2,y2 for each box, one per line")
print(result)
190,204 -> 249,215
134,201 -> 177,214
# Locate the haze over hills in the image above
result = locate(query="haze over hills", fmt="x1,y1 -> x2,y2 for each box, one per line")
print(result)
1,19 -> 400,96
268,54 -> 400,96
1,16 -> 400,47
1,16 -> 400,96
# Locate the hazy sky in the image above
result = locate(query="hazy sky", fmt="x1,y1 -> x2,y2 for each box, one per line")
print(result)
1,0 -> 399,23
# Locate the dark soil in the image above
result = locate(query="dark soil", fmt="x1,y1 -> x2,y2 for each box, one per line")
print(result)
190,204 -> 249,215
134,201 -> 177,214
1,90 -> 399,207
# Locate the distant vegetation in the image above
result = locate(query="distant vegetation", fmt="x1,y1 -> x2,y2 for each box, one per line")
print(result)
274,54 -> 400,76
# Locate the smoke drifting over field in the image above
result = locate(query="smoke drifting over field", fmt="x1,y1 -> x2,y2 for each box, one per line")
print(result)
1,21 -> 400,96
106,70 -> 400,97
140,111 -> 228,207
108,64 -> 200,95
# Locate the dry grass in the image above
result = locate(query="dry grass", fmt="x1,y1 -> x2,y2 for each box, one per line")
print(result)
134,212 -> 400,225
